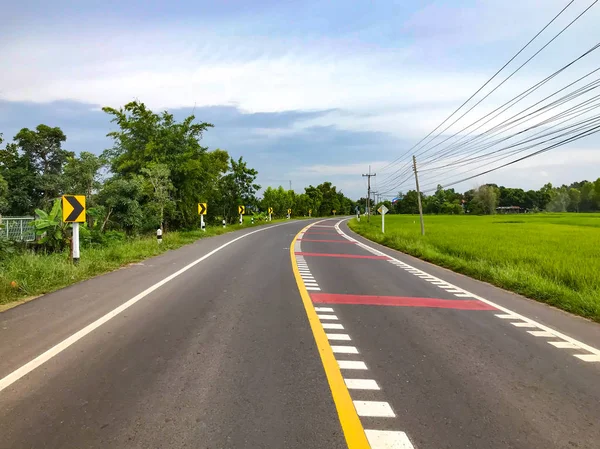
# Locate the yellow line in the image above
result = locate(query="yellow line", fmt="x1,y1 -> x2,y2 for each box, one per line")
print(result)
290,224 -> 370,449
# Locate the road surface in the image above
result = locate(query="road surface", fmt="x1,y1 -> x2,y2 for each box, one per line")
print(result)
1,218 -> 599,448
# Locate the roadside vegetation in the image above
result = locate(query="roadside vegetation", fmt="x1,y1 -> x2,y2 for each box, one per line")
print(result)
349,213 -> 600,322
0,100 -> 355,306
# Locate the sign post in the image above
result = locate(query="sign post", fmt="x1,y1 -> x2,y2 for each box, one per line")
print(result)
308,209 -> 312,218
287,208 -> 291,219
62,195 -> 86,264
355,206 -> 360,221
377,204 -> 388,233
332,210 -> 337,216
198,203 -> 207,231
268,207 -> 273,221
238,205 -> 245,224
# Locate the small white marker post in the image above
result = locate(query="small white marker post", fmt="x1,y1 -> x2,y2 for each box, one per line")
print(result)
200,214 -> 205,232
269,212 -> 272,222
72,222 -> 80,264
156,228 -> 162,244
239,214 -> 243,224
222,219 -> 226,228
378,204 -> 388,233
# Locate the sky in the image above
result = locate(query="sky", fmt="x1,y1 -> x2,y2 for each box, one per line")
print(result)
1,0 -> 599,199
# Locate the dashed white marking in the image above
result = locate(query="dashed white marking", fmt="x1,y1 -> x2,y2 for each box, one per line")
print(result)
511,322 -> 537,328
335,220 -> 600,364
305,287 -> 321,291
454,293 -> 474,298
344,378 -> 380,390
338,360 -> 367,370
548,341 -> 580,349
327,333 -> 352,341
322,323 -> 344,329
304,282 -> 319,286
354,401 -> 395,417
365,430 -> 415,449
574,354 -> 600,362
331,345 -> 359,354
315,307 -> 334,312
317,314 -> 338,320
528,330 -> 555,337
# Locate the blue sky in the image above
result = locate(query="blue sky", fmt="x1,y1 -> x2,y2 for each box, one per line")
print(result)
2,0 -> 599,198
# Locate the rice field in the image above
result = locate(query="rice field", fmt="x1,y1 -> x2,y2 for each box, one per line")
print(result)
349,213 -> 600,322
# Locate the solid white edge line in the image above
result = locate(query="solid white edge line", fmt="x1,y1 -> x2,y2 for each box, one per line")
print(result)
334,219 -> 600,358
0,221 -> 300,393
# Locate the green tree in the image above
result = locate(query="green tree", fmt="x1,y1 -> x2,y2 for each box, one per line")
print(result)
13,125 -> 72,208
0,173 -> 8,214
471,185 -> 498,215
0,142 -> 39,215
567,188 -> 581,212
141,163 -> 174,230
96,177 -> 144,234
218,157 -> 260,222
63,152 -> 105,200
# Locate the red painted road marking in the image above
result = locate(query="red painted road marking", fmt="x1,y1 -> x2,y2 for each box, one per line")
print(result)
297,239 -> 357,243
311,293 -> 496,310
303,232 -> 340,235
295,252 -> 390,260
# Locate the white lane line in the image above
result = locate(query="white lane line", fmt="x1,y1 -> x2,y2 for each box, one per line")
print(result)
454,293 -> 474,298
511,322 -> 538,328
331,346 -> 359,354
305,287 -> 321,291
548,341 -> 580,349
315,307 -> 334,312
317,314 -> 338,320
338,360 -> 368,370
344,378 -> 380,390
335,220 -> 600,363
326,333 -> 351,341
322,323 -> 344,329
365,430 -> 415,449
353,401 -> 395,417
528,330 -> 555,337
574,354 -> 600,362
0,221 -> 299,393
496,314 -> 517,319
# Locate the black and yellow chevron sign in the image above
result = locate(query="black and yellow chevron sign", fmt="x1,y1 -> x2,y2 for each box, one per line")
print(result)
268,207 -> 273,214
62,195 -> 86,223
198,203 -> 207,215
238,205 -> 245,215
287,209 -> 292,215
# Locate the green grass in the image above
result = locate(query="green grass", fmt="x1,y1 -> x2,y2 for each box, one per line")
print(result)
0,217 -> 290,307
349,213 -> 600,322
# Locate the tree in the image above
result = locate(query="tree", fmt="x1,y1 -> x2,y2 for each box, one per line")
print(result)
0,142 -> 38,215
13,125 -> 72,208
96,177 -> 144,234
63,152 -> 105,199
547,189 -> 570,212
0,173 -> 8,214
218,157 -> 260,222
471,185 -> 498,215
567,188 -> 581,213
141,163 -> 174,230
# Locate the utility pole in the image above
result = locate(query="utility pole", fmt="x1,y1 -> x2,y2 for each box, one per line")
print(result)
412,155 -> 425,236
362,166 -> 376,222
289,180 -> 292,191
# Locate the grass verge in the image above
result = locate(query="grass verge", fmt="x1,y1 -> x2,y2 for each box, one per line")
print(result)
0,218 -> 290,308
348,214 -> 600,322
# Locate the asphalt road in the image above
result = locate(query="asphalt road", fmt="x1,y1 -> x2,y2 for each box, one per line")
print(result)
2,217 -> 600,449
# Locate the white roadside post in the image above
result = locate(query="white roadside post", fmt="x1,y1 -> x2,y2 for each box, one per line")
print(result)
222,219 -> 226,228
72,222 -> 80,264
156,228 -> 162,244
378,204 -> 388,233
200,214 -> 205,232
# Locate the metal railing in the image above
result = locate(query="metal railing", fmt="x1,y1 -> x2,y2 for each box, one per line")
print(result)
0,216 -> 36,242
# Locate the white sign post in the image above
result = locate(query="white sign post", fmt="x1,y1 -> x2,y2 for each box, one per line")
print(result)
200,214 -> 205,232
377,204 -> 388,233
72,222 -> 80,264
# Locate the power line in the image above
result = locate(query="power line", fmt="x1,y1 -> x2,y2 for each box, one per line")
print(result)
376,0 -> 579,176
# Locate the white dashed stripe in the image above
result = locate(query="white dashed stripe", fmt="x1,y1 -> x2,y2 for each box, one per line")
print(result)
575,354 -> 600,362
354,401 -> 395,417
322,323 -> 344,329
528,330 -> 555,337
317,314 -> 338,320
344,379 -> 380,390
315,307 -> 334,312
365,430 -> 415,449
331,346 -> 359,354
305,287 -> 321,291
327,333 -> 352,341
511,322 -> 537,328
548,341 -> 580,348
338,360 -> 367,370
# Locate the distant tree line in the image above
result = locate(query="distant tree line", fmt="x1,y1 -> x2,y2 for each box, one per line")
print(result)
0,100 -> 354,247
374,179 -> 600,215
